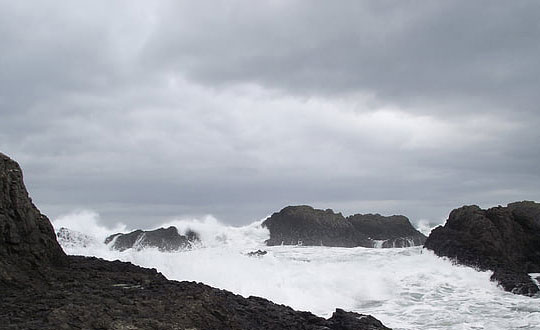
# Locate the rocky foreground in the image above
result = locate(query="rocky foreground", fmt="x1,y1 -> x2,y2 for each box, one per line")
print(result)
0,152 -> 390,329
424,202 -> 540,296
263,205 -> 426,248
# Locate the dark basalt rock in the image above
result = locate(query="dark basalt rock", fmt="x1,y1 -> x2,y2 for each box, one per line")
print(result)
424,202 -> 540,296
0,152 -> 391,329
105,226 -> 200,251
263,205 -> 425,248
1,256 -> 391,330
247,249 -> 268,257
0,152 -> 66,286
348,214 -> 426,248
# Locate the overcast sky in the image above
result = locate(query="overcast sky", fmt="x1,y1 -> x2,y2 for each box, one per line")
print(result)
1,1 -> 539,229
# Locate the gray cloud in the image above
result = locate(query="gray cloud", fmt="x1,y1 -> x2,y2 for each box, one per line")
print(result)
0,1 -> 539,229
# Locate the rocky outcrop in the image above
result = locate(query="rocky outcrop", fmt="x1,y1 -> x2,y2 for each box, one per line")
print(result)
1,256 -> 391,330
262,205 -> 425,248
424,202 -> 540,296
0,152 -> 391,329
0,152 -> 66,286
348,214 -> 426,248
105,226 -> 200,252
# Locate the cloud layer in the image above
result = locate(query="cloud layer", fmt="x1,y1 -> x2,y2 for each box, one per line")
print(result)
1,0 -> 539,228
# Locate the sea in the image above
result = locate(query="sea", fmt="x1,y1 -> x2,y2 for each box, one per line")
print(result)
52,212 -> 540,330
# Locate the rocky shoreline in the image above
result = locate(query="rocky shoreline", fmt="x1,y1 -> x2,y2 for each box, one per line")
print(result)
0,152 -> 391,329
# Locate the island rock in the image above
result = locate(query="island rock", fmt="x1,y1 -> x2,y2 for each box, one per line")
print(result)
105,226 -> 200,252
263,205 -> 426,248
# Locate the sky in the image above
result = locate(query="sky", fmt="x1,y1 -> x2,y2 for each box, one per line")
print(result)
1,1 -> 539,230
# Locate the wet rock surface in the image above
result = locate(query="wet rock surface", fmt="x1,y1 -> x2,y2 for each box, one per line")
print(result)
263,205 -> 425,248
0,152 -> 391,330
246,249 -> 268,257
424,202 -> 540,296
105,226 -> 200,252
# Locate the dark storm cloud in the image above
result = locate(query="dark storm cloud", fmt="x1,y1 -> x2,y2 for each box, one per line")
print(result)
0,0 -> 539,228
146,1 -> 540,114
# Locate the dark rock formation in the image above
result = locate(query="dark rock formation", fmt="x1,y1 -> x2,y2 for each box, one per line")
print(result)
263,205 -> 425,248
246,249 -> 268,257
348,214 -> 426,248
0,152 -> 391,329
105,226 -> 200,252
424,202 -> 540,296
0,152 -> 66,286
2,256 -> 391,330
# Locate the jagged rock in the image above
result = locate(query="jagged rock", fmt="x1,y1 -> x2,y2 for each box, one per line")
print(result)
56,227 -> 98,248
105,226 -> 200,252
246,249 -> 267,257
0,152 -> 66,286
424,202 -> 540,296
262,205 -> 425,248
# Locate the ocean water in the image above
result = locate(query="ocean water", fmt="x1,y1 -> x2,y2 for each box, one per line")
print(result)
53,212 -> 540,330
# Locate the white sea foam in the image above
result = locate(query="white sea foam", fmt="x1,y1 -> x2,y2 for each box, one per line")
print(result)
52,211 -> 540,330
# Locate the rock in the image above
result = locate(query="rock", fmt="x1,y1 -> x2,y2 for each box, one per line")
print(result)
262,205 -> 425,248
246,249 -> 267,257
424,202 -> 540,296
56,227 -> 98,248
327,308 -> 391,330
1,256 -> 392,330
348,214 -> 426,248
0,152 -> 66,286
105,226 -> 200,252
0,152 -> 391,329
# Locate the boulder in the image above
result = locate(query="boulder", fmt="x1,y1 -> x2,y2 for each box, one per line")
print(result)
105,226 -> 200,252
262,205 -> 425,248
424,202 -> 540,296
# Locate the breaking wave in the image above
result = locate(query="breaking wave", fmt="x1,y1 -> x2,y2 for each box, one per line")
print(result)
52,211 -> 540,330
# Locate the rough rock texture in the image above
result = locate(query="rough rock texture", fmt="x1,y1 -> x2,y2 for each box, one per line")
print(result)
1,256 -> 391,330
0,152 -> 391,329
263,205 -> 425,248
105,226 -> 200,252
0,152 -> 66,286
424,202 -> 540,296
348,214 -> 426,248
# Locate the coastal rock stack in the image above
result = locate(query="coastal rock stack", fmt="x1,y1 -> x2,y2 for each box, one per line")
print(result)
424,202 -> 540,296
105,226 -> 200,251
263,205 -> 426,248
